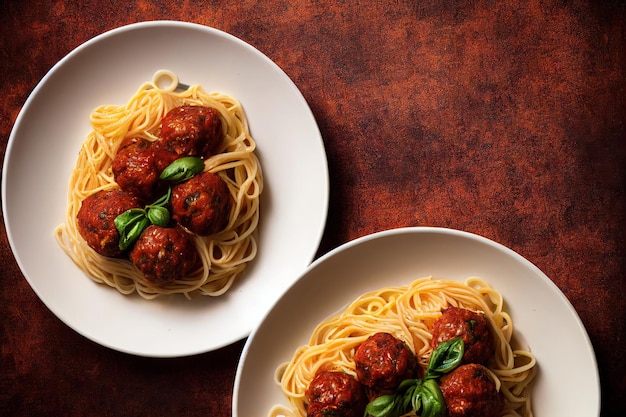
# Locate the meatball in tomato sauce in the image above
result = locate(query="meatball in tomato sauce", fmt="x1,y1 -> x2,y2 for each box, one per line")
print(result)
77,189 -> 142,257
440,363 -> 504,417
111,137 -> 173,201
354,332 -> 418,393
305,371 -> 367,417
156,105 -> 223,164
431,307 -> 495,365
171,171 -> 231,236
129,225 -> 198,284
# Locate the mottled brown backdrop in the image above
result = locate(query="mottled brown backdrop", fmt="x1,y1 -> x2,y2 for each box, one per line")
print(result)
1,1 -> 624,416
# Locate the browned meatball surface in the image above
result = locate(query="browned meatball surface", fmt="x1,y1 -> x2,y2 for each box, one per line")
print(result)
305,371 -> 367,417
76,189 -> 142,257
129,225 -> 198,284
112,137 -> 167,201
156,105 -> 223,162
171,171 -> 231,236
354,332 -> 418,392
431,307 -> 495,365
439,363 -> 504,417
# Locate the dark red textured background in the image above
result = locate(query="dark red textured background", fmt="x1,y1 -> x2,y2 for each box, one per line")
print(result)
1,1 -> 624,416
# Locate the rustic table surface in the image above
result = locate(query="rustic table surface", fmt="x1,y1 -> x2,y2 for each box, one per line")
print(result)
1,1 -> 624,416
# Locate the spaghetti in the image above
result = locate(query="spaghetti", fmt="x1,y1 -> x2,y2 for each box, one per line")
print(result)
271,277 -> 536,417
55,70 -> 263,299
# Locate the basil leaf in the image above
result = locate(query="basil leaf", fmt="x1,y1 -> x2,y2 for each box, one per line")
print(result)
365,394 -> 397,417
142,188 -> 172,227
159,156 -> 204,182
426,337 -> 464,379
147,206 -> 170,227
116,212 -> 149,250
410,384 -> 423,412
404,384 -> 420,412
113,187 -> 174,251
114,208 -> 145,231
420,379 -> 446,417
365,338 -> 461,417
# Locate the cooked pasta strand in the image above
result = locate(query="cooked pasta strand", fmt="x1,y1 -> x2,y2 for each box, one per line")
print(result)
54,70 -> 263,299
271,276 -> 535,417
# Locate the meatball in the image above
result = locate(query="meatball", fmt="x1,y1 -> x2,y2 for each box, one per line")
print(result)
156,105 -> 223,163
76,189 -> 142,257
129,225 -> 198,284
111,137 -> 172,201
171,171 -> 231,236
439,363 -> 504,417
354,332 -> 418,393
305,371 -> 368,417
431,307 -> 495,365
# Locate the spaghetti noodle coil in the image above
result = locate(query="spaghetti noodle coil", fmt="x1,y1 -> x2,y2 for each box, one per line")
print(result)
271,276 -> 536,417
55,70 -> 263,299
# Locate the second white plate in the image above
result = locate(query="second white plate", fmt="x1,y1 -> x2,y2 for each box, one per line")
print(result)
234,227 -> 599,417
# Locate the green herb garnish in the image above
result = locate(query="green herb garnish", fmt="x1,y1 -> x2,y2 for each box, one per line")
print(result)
114,187 -> 172,250
159,156 -> 204,183
364,337 -> 464,417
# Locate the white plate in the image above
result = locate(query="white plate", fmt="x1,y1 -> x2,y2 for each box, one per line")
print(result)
234,227 -> 600,417
2,21 -> 328,357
